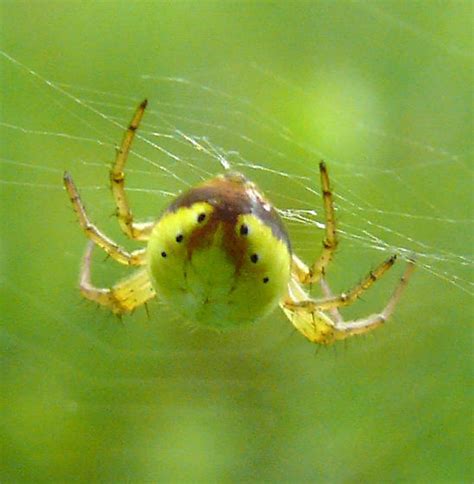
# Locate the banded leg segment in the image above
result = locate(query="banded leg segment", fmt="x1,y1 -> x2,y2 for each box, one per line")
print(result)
110,99 -> 154,241
319,277 -> 343,324
286,255 -> 398,312
330,259 -> 416,340
64,172 -> 146,266
294,162 -> 338,285
80,242 -> 156,314
282,258 -> 416,345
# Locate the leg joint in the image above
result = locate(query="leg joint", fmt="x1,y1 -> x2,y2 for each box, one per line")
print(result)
110,171 -> 125,183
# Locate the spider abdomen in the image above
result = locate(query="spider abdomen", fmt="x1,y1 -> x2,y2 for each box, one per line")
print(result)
147,175 -> 291,329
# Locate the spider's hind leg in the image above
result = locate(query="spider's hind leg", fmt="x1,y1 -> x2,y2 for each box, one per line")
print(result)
79,241 -> 156,315
331,258 -> 416,341
282,258 -> 415,345
319,277 -> 343,324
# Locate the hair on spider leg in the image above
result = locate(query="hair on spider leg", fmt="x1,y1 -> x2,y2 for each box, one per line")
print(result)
115,312 -> 125,326
143,302 -> 150,321
312,343 -> 322,358
309,338 -> 332,358
283,324 -> 300,344
109,208 -> 119,219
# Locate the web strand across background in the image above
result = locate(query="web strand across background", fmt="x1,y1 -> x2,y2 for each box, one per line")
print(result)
1,50 -> 472,297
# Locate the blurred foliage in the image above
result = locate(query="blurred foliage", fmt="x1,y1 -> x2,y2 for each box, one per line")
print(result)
1,1 -> 472,482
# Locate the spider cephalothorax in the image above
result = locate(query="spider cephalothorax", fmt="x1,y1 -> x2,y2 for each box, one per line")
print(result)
64,100 -> 415,344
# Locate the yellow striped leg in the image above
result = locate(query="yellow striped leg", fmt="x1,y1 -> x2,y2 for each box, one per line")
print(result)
286,255 -> 398,312
64,172 -> 146,266
282,258 -> 415,345
80,241 -> 156,314
293,161 -> 339,284
110,99 -> 154,241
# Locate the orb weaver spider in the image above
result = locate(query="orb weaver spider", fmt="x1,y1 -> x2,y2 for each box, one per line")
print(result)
64,100 -> 415,345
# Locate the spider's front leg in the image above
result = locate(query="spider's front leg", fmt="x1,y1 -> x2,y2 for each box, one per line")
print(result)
289,254 -> 398,312
63,172 -> 146,266
293,161 -> 338,285
110,99 -> 155,241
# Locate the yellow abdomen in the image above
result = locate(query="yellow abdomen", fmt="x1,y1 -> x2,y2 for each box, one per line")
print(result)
147,178 -> 292,329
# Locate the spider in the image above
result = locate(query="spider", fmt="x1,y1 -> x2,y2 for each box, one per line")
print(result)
64,100 -> 415,345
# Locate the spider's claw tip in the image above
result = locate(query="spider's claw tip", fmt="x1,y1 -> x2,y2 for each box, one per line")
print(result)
140,99 -> 148,108
63,172 -> 76,189
319,160 -> 327,171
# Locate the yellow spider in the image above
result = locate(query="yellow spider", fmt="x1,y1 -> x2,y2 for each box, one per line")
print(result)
64,100 -> 415,345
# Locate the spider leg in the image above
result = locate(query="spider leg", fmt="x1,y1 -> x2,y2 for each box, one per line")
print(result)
330,259 -> 416,340
80,241 -> 156,314
291,260 -> 343,323
64,172 -> 146,266
282,258 -> 415,345
293,161 -> 338,285
110,99 -> 155,241
319,277 -> 343,324
285,255 -> 398,312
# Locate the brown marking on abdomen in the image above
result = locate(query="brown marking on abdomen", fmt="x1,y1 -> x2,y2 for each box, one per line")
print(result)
165,173 -> 291,253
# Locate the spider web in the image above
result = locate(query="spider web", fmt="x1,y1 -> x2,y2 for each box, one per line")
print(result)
1,49 -> 472,297
1,44 -> 472,387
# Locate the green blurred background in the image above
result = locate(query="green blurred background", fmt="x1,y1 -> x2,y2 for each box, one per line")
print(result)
1,1 -> 472,482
